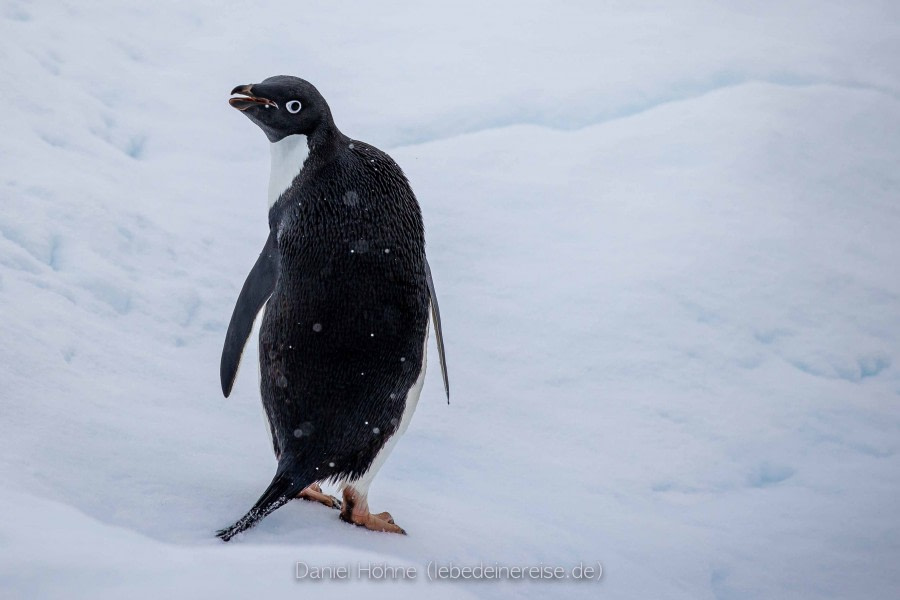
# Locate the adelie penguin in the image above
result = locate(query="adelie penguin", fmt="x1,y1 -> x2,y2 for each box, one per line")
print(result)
216,76 -> 449,541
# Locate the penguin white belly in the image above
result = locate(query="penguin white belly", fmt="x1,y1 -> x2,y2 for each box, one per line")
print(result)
337,313 -> 430,496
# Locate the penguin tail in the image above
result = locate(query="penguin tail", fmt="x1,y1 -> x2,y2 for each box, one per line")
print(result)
216,459 -> 312,542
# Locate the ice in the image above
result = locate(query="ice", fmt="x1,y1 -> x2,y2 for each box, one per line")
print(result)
1,2 -> 899,599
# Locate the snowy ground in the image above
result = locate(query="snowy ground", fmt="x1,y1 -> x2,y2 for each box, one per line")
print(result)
2,1 -> 899,598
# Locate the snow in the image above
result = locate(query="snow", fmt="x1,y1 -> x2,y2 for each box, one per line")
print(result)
2,1 -> 900,598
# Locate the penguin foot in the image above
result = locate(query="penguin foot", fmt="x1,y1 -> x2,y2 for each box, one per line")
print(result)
339,486 -> 406,534
298,483 -> 341,510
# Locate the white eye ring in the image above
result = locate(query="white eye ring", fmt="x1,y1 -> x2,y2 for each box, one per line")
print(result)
286,100 -> 302,114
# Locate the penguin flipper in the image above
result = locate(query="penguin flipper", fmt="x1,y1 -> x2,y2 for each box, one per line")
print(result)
220,231 -> 279,397
425,258 -> 450,403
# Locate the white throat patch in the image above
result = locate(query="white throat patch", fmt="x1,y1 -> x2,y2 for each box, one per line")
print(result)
268,134 -> 309,208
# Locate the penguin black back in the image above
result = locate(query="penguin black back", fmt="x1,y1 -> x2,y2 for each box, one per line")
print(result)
261,137 -> 429,478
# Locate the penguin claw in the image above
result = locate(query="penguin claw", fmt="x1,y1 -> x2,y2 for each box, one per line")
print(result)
340,509 -> 406,534
338,487 -> 406,534
297,483 -> 342,510
374,511 -> 394,524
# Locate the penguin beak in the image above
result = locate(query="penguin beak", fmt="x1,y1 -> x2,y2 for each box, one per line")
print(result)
229,85 -> 279,111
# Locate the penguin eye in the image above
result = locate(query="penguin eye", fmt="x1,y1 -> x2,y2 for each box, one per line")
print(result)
286,100 -> 302,114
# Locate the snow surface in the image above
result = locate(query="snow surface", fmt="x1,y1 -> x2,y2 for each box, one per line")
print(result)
2,1 -> 900,598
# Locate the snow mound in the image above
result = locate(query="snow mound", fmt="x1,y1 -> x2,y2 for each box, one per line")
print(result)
2,2 -> 899,598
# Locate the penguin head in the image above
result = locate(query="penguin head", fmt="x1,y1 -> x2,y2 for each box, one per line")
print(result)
229,76 -> 332,142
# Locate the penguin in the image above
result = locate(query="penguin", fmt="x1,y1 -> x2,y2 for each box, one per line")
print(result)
216,75 -> 449,541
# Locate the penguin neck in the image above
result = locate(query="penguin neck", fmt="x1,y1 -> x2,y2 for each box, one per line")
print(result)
268,134 -> 309,209
267,121 -> 343,209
